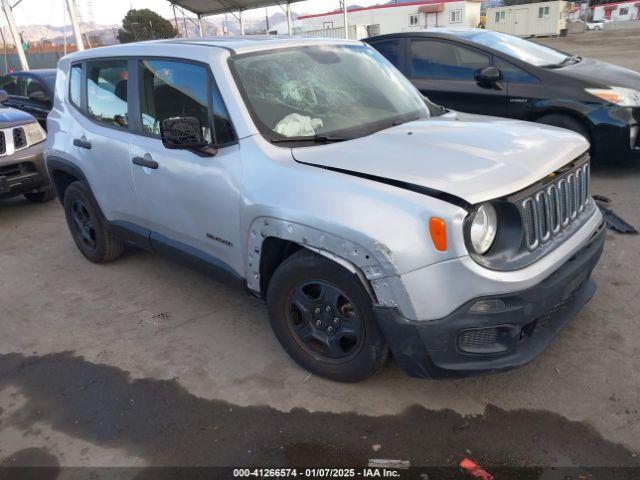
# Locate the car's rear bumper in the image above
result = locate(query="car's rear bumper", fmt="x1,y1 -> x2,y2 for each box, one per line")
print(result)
374,220 -> 605,378
0,142 -> 49,197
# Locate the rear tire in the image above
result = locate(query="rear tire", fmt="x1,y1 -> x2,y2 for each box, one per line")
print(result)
63,181 -> 124,263
24,188 -> 55,203
536,114 -> 590,142
266,249 -> 389,382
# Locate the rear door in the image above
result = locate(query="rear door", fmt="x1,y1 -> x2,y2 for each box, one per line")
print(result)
67,59 -> 141,224
128,58 -> 244,274
407,38 -> 508,116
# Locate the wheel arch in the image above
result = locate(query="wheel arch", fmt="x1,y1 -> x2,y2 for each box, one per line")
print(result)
46,155 -> 87,202
530,107 -> 594,144
248,217 -> 416,317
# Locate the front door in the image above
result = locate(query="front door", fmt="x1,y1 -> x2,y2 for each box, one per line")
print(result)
514,8 -> 529,36
128,58 -> 244,274
408,38 -> 508,116
426,13 -> 438,28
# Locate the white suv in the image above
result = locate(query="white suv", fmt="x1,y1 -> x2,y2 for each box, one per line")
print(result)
45,37 -> 604,382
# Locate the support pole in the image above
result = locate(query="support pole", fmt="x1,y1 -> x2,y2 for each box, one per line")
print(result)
286,1 -> 293,35
342,0 -> 349,39
197,14 -> 204,37
65,0 -> 85,51
238,10 -> 245,35
1,0 -> 28,70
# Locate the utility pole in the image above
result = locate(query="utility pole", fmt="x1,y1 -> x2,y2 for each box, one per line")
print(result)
265,7 -> 270,34
286,1 -> 293,35
238,10 -> 244,35
197,14 -> 204,37
342,0 -> 349,39
65,0 -> 85,51
1,0 -> 28,70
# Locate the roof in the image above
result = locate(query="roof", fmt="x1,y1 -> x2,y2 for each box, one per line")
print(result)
168,0 -> 307,16
62,36 -> 363,61
298,0 -> 472,20
5,68 -> 57,77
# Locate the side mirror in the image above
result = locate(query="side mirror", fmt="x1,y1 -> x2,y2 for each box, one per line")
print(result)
0,89 -> 8,103
475,66 -> 502,86
160,117 -> 215,155
28,90 -> 49,103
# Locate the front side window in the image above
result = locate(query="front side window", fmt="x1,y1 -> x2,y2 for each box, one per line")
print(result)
0,75 -> 18,95
24,77 -> 46,98
230,45 -> 428,141
494,58 -> 538,84
69,65 -> 82,107
86,60 -> 129,128
410,40 -> 490,80
139,59 -> 210,142
450,9 -> 462,23
409,14 -> 419,26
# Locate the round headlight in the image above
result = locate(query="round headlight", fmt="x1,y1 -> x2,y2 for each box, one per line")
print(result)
470,204 -> 498,254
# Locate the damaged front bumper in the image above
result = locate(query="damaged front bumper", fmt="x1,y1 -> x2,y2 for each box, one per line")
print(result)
374,220 -> 606,378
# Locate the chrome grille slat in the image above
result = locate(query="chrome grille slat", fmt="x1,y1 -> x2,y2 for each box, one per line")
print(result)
517,159 -> 591,252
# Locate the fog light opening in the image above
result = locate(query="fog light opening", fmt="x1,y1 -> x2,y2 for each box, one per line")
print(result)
470,298 -> 506,314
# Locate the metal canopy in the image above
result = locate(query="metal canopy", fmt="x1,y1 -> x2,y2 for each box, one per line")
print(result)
169,0 -> 307,16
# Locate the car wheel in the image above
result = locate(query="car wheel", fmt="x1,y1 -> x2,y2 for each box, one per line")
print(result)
63,181 -> 124,263
536,114 -> 590,142
24,188 -> 56,203
266,249 -> 389,382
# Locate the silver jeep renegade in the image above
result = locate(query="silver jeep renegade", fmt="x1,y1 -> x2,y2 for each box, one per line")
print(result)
45,37 -> 605,382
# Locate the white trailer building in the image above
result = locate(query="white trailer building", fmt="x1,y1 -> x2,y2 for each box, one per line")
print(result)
296,0 -> 482,37
487,1 -> 570,37
590,1 -> 640,21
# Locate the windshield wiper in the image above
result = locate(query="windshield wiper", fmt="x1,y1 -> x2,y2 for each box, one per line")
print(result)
270,135 -> 351,144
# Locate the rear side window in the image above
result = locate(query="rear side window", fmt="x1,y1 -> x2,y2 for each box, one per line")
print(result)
410,40 -> 490,80
69,65 -> 82,107
371,40 -> 402,70
86,60 -> 129,129
139,59 -> 211,142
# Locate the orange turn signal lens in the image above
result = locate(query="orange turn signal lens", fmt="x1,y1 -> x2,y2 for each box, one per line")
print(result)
429,217 -> 447,252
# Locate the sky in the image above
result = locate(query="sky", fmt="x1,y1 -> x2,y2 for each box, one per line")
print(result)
5,0 -> 391,27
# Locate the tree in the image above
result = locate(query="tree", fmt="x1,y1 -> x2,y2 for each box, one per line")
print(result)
117,9 -> 177,44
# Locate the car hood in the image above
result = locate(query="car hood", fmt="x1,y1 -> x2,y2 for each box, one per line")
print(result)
292,112 -> 589,206
554,57 -> 640,90
0,106 -> 37,128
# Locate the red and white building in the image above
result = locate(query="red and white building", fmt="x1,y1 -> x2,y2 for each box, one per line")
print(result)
591,1 -> 640,21
296,0 -> 483,37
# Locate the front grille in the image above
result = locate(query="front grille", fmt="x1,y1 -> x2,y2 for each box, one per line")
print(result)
0,132 -> 5,155
0,162 -> 36,178
13,127 -> 27,149
516,158 -> 590,251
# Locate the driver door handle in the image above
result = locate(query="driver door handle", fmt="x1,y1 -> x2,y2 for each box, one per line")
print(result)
132,156 -> 159,170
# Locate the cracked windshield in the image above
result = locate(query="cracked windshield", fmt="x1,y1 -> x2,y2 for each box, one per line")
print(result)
231,45 -> 428,140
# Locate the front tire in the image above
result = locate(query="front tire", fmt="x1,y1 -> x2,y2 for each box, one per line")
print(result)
63,181 -> 124,263
266,250 -> 389,382
536,114 -> 590,142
